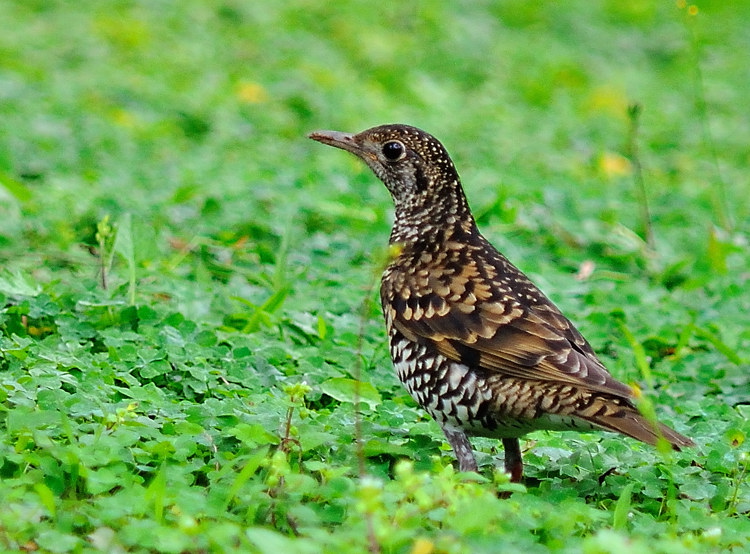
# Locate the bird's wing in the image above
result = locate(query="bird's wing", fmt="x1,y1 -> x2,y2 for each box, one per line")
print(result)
382,254 -> 634,399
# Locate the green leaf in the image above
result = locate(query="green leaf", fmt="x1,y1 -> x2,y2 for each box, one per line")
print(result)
114,213 -> 137,305
706,227 -> 728,274
617,321 -> 652,386
319,377 -> 382,409
693,325 -> 743,365
226,423 -> 279,447
231,287 -> 290,332
33,482 -> 57,519
0,270 -> 41,297
145,463 -> 167,523
35,530 -> 81,553
317,314 -> 328,340
245,527 -> 315,554
0,170 -> 32,202
224,447 -> 269,510
612,482 -> 634,530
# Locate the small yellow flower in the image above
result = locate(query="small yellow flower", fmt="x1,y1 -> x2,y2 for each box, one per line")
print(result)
411,538 -> 434,554
598,152 -> 632,178
587,86 -> 628,118
236,81 -> 269,103
111,108 -> 136,127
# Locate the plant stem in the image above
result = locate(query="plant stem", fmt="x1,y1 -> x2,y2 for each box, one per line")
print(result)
684,9 -> 733,231
626,103 -> 655,251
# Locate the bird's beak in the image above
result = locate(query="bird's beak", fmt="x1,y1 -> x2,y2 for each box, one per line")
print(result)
308,130 -> 363,156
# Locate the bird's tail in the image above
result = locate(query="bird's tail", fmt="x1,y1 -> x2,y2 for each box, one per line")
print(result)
589,402 -> 694,450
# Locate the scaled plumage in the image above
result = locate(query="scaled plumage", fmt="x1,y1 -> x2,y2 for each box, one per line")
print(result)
309,124 -> 693,482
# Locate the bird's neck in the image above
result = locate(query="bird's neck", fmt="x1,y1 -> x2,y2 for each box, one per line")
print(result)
389,181 -> 477,248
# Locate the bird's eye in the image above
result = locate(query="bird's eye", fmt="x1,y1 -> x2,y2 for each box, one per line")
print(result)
382,140 -> 406,161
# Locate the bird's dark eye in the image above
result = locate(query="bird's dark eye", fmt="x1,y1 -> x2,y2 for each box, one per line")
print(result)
382,140 -> 406,161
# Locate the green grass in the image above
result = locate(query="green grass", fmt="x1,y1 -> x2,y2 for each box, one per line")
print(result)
1,1 -> 749,552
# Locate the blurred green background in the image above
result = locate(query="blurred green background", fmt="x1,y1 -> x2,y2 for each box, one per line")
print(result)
1,1 -> 749,552
2,1 -> 748,273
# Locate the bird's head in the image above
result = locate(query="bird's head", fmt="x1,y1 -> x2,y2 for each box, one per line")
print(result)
308,124 -> 463,210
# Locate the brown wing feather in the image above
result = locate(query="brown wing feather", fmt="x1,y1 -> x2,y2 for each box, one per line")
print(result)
393,303 -> 633,398
384,234 -> 636,400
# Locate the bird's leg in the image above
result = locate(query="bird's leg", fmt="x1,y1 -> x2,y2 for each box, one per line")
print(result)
502,438 -> 523,483
441,424 -> 478,472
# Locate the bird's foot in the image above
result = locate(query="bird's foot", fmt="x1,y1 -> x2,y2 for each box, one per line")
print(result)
502,438 -> 523,483
441,424 -> 478,472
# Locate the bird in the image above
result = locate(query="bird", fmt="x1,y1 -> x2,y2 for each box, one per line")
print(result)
308,124 -> 693,482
